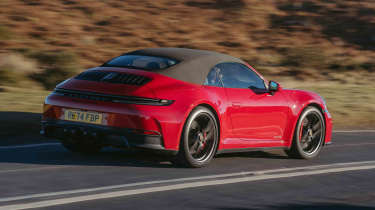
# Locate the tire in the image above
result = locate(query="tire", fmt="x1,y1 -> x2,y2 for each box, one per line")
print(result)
61,137 -> 102,154
172,106 -> 219,168
286,106 -> 325,159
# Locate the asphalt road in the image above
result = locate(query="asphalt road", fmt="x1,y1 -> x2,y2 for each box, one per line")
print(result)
0,131 -> 375,210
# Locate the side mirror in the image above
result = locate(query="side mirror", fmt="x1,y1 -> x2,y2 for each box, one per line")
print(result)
268,81 -> 280,92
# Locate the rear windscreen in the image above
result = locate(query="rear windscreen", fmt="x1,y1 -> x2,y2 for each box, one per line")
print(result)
102,55 -> 178,71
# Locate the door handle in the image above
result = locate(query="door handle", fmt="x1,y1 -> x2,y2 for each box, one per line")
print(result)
232,102 -> 241,107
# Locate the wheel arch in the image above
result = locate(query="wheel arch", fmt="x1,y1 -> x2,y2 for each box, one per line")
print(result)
303,103 -> 327,128
177,103 -> 221,151
288,102 -> 326,148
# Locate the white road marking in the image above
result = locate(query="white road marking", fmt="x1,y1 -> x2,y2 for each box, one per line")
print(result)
0,166 -> 72,174
333,130 -> 375,133
0,130 -> 372,208
0,161 -> 374,204
330,143 -> 375,148
0,143 -> 60,150
1,160 -> 374,203
1,162 -> 375,210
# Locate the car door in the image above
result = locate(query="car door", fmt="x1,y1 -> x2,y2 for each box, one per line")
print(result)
217,63 -> 290,146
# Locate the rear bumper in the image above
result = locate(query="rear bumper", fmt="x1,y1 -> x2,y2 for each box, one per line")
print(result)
41,120 -> 178,155
43,93 -> 187,150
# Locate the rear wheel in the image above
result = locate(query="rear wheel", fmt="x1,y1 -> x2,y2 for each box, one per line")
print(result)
172,107 -> 219,168
286,106 -> 325,159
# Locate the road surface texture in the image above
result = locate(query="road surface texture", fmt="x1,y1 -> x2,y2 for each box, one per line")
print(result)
0,131 -> 374,210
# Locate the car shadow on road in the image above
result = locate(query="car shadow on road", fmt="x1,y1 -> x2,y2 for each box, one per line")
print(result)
0,111 -> 291,168
0,111 -> 174,168
217,150 -> 289,160
0,111 -> 49,146
0,145 -> 179,168
0,144 -> 291,169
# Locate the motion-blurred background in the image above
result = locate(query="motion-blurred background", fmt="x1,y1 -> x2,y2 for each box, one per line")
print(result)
0,0 -> 374,140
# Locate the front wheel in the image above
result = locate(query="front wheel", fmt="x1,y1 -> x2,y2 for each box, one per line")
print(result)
172,107 -> 219,168
286,106 -> 325,159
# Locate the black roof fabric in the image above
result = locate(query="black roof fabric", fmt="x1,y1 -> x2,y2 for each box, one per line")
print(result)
125,48 -> 246,85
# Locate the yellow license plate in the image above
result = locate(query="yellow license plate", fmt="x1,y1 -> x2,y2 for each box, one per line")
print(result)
64,109 -> 103,125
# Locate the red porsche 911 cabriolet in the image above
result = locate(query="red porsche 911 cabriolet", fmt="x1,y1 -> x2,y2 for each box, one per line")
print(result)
41,48 -> 332,167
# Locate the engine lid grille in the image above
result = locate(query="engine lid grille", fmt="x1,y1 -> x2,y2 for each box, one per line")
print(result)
75,70 -> 151,86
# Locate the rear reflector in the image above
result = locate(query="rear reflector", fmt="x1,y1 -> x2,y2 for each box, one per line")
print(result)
131,129 -> 161,136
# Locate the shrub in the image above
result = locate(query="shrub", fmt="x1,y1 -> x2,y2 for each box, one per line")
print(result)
0,53 -> 40,85
281,47 -> 327,69
0,25 -> 12,40
30,51 -> 80,89
0,68 -> 16,83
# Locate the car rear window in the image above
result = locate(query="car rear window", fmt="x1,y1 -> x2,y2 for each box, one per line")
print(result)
102,55 -> 178,71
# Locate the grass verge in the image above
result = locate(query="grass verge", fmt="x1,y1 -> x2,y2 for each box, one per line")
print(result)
282,80 -> 375,129
0,86 -> 48,140
0,79 -> 374,143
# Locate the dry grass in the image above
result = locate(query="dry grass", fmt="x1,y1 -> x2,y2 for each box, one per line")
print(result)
283,81 -> 375,129
0,86 -> 48,139
0,24 -> 12,40
0,80 -> 374,130
272,69 -> 375,129
0,0 -> 374,69
0,53 -> 42,86
0,86 -> 48,113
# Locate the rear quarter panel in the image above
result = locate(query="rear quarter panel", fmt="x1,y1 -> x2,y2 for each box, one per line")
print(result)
150,75 -> 229,150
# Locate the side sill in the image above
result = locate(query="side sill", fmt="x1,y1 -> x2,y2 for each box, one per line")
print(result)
216,146 -> 288,155
324,141 -> 333,146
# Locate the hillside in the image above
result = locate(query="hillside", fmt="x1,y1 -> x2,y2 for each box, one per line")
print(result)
1,0 -> 374,70
0,0 -> 374,128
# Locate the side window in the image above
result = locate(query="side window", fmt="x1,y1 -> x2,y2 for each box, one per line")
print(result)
204,66 -> 222,87
219,63 -> 266,89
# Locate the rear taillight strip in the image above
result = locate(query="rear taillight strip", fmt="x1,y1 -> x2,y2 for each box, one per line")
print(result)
53,88 -> 174,106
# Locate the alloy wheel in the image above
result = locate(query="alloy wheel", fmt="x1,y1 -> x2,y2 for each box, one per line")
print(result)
298,111 -> 324,155
187,112 -> 217,163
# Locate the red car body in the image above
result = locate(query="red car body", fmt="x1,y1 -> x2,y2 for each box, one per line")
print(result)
42,48 -> 332,157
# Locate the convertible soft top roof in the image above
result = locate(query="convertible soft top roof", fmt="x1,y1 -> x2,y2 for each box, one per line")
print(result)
125,48 -> 247,85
